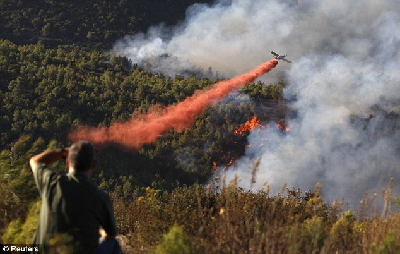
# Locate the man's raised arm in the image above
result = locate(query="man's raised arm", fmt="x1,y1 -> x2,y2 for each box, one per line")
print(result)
29,148 -> 69,173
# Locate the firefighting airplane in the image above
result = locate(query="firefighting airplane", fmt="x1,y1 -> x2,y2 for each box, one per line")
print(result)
271,51 -> 292,63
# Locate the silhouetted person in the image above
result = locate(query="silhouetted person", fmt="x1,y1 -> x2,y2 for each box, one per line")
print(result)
30,141 -> 119,253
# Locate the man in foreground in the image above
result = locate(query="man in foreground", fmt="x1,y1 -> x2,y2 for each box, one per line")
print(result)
30,140 -> 119,253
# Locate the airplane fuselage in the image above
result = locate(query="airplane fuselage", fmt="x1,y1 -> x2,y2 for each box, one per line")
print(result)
271,51 -> 291,63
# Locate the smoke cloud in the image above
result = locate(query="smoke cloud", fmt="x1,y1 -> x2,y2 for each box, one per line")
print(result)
68,60 -> 278,148
112,0 -> 400,206
219,1 -> 400,206
113,0 -> 297,79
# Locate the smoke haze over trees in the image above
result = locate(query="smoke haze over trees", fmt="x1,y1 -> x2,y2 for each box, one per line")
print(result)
110,0 -> 400,205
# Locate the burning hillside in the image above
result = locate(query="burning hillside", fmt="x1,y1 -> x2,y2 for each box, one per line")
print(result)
109,0 -> 400,207
214,115 -> 290,173
69,59 -> 278,148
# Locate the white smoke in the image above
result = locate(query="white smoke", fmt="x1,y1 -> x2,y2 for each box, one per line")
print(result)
114,0 -> 299,78
114,0 -> 400,206
228,54 -> 400,205
224,2 -> 400,205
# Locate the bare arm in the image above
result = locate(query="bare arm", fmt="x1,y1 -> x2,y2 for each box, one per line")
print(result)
29,148 -> 69,173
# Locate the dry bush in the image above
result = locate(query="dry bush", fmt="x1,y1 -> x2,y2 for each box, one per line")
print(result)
4,175 -> 399,254
113,178 -> 361,254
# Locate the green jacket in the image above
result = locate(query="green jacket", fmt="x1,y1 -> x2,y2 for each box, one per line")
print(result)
33,163 -> 117,253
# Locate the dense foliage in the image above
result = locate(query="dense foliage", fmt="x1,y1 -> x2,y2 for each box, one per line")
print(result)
0,0 -> 214,49
0,38 -> 285,239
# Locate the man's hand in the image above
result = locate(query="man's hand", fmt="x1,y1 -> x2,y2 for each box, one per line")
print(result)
99,227 -> 116,240
99,228 -> 107,239
30,147 -> 69,173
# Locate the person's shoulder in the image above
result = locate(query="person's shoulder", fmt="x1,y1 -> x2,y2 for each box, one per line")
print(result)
82,179 -> 105,198
83,180 -> 109,199
34,162 -> 57,180
94,188 -> 114,208
34,162 -> 49,173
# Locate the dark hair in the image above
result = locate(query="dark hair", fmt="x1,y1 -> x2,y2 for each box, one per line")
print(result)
68,141 -> 94,172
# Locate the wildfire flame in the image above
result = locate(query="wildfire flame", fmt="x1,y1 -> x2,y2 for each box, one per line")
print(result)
213,152 -> 236,172
234,116 -> 290,136
221,157 -> 236,172
234,116 -> 262,136
213,161 -> 217,171
277,123 -> 290,132
215,116 -> 290,172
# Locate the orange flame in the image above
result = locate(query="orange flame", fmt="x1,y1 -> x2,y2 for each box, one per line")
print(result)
216,117 -> 290,173
277,123 -> 290,132
234,116 -> 262,136
227,157 -> 235,166
213,161 -> 217,171
214,155 -> 236,172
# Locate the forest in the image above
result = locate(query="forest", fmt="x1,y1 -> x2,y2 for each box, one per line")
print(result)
1,1 -> 400,253
0,0 -> 215,49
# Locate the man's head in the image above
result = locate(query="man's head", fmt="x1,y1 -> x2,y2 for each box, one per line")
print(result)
67,141 -> 95,172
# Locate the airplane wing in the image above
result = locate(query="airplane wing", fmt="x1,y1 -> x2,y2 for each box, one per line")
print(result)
271,51 -> 280,57
282,58 -> 292,63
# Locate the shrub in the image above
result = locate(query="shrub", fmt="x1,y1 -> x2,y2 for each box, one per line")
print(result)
154,224 -> 193,254
1,219 -> 23,243
1,200 -> 40,244
371,233 -> 400,254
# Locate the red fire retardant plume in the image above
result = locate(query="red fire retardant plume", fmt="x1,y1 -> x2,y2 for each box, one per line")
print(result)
68,59 -> 279,149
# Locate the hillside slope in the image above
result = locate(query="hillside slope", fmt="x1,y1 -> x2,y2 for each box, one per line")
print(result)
0,0 -> 214,48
